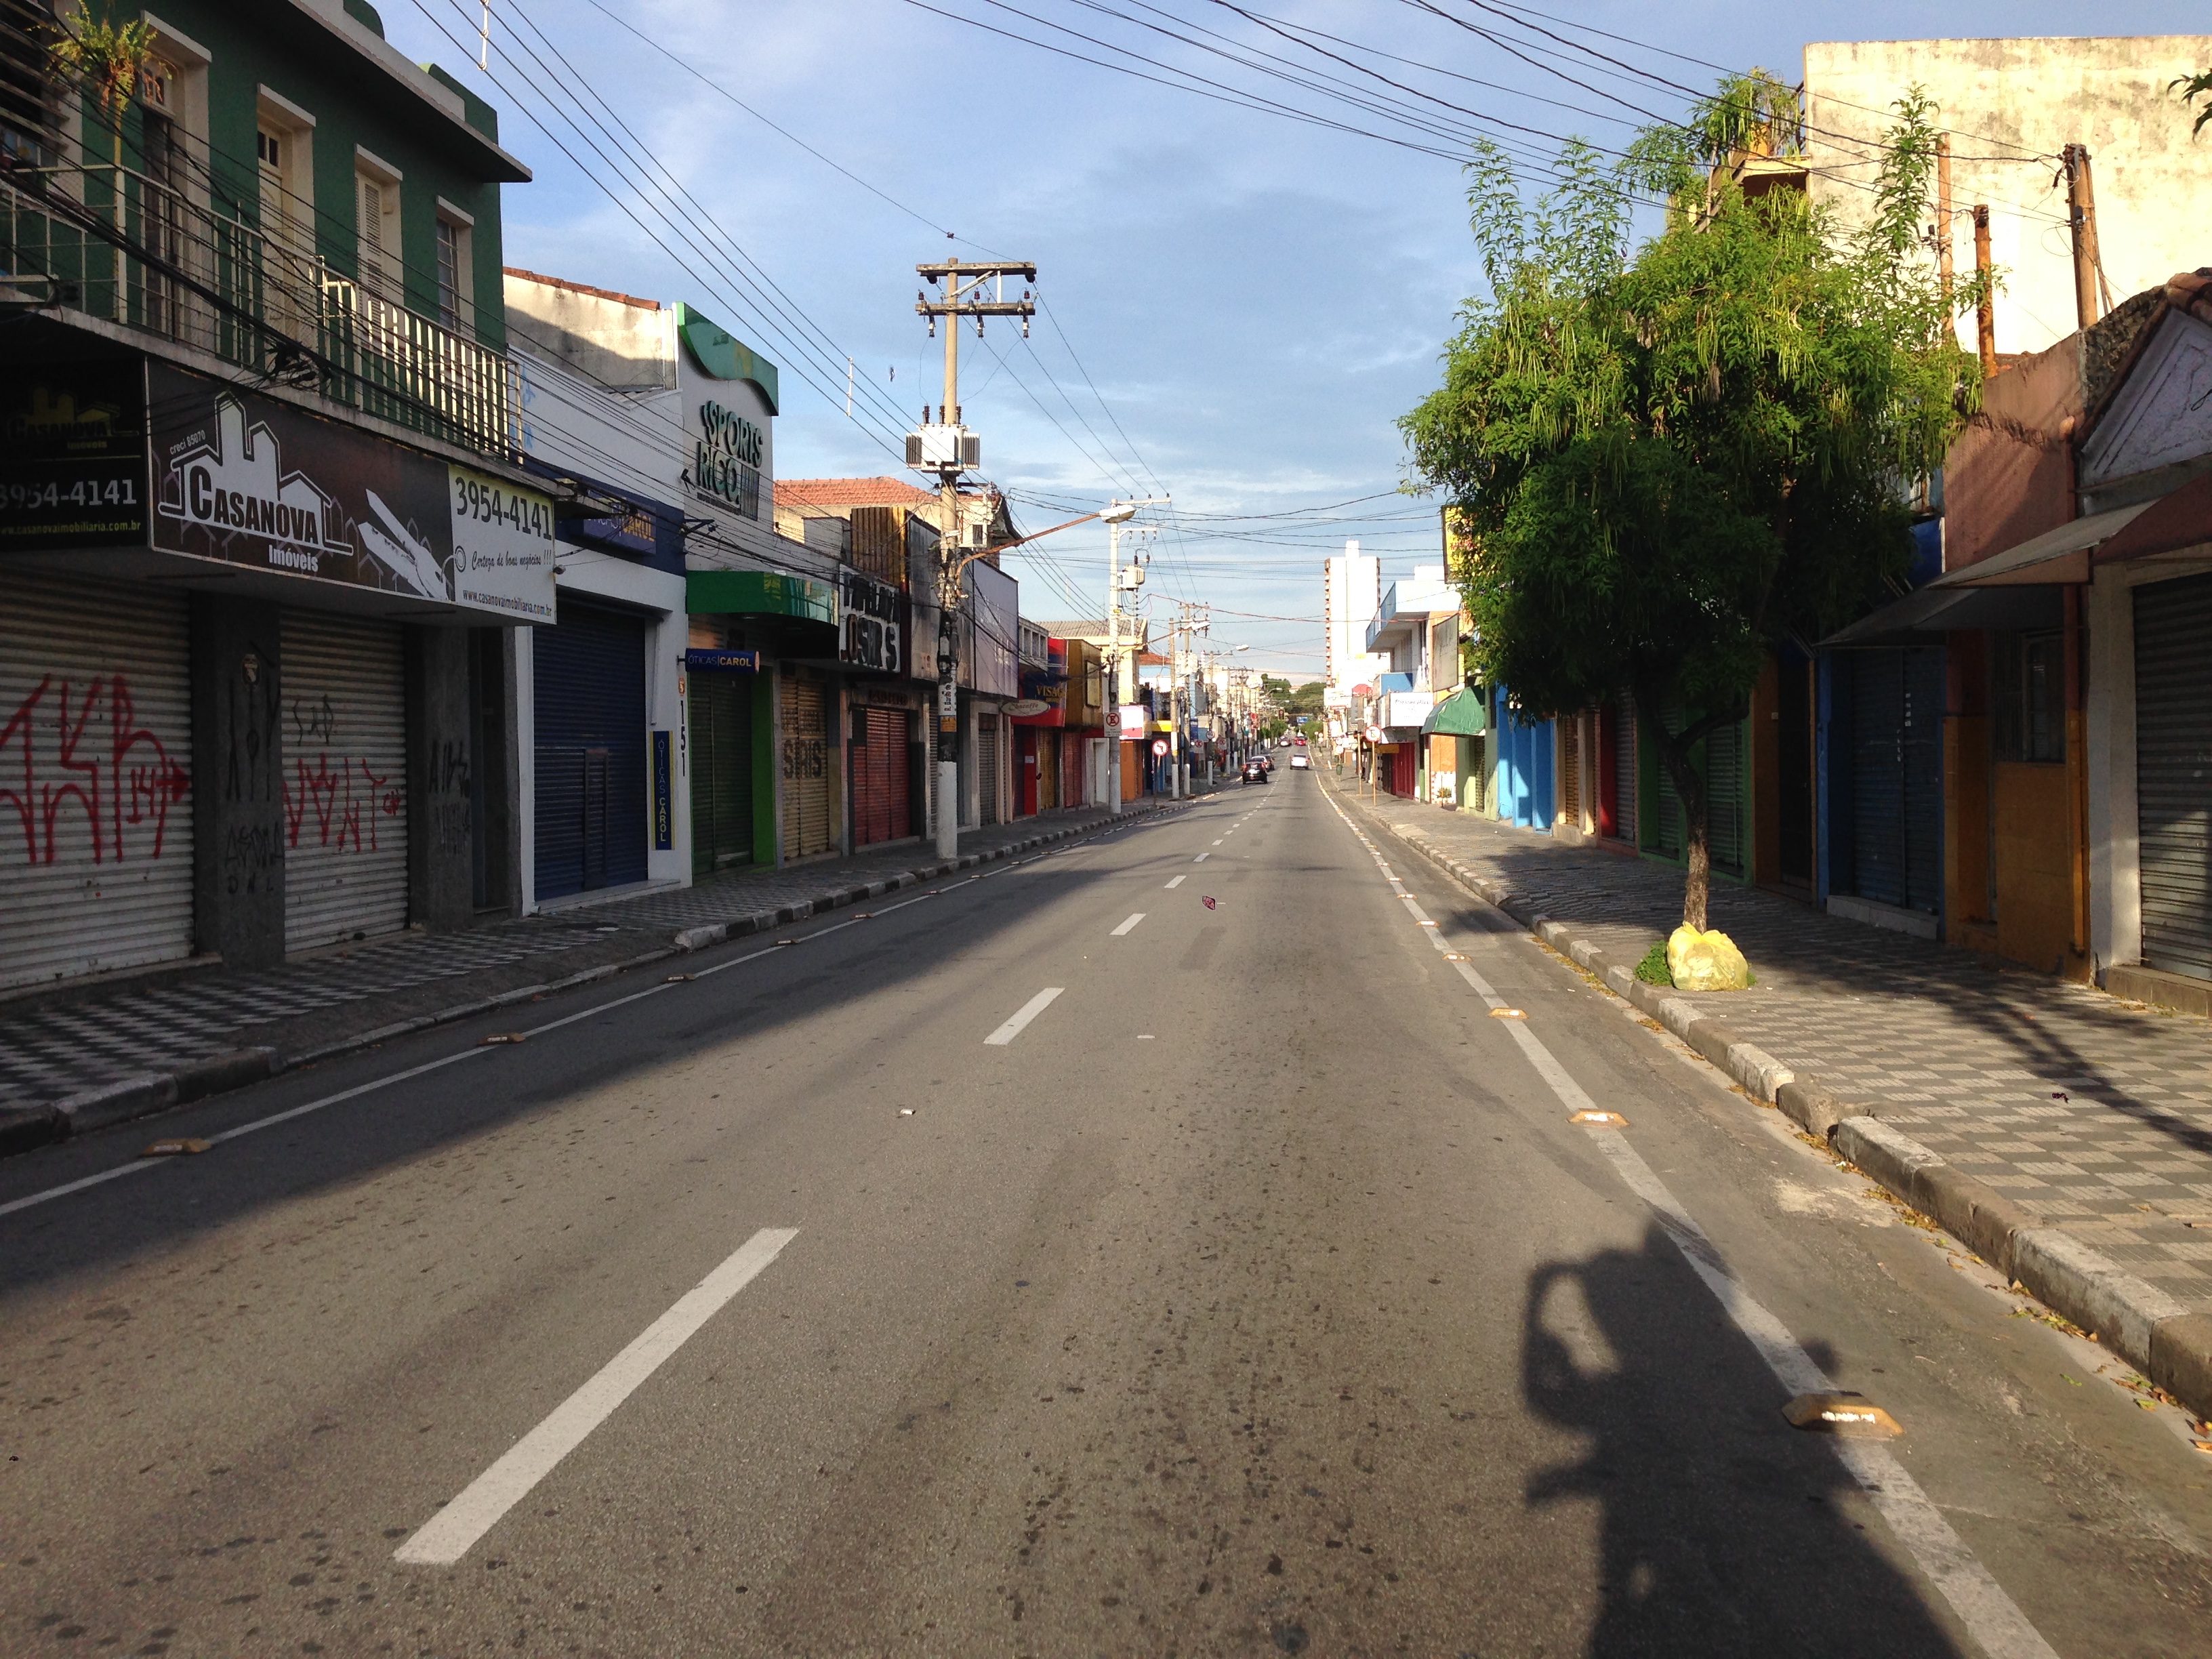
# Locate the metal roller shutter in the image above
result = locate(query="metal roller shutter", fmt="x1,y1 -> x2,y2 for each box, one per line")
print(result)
1560,712 -> 1580,823
977,717 -> 1000,825
1707,716 -> 1746,876
1844,649 -> 1943,914
1901,651 -> 1945,914
851,705 -> 911,846
689,672 -> 754,876
2135,572 -> 2212,979
534,601 -> 649,900
780,677 -> 832,858
283,609 -> 409,950
881,708 -> 909,841
1613,690 -> 1637,843
0,571 -> 194,989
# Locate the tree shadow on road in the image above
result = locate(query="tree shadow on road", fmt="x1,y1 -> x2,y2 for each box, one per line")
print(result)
1521,1225 -> 1969,1658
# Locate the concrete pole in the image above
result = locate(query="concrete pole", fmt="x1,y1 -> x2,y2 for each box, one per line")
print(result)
934,265 -> 962,861
1107,516 -> 1122,816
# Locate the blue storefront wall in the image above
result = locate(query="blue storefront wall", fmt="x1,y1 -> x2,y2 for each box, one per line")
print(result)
1489,687 -> 1556,830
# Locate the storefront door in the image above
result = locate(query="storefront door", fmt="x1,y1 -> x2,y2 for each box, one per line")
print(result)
0,571 -> 194,988
534,600 -> 647,899
780,675 -> 833,859
2136,572 -> 2212,979
689,670 -> 756,876
852,704 -> 912,846
283,609 -> 408,948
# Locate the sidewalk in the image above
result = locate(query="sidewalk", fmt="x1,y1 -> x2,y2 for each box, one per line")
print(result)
1323,769 -> 2212,1408
0,800 -> 1181,1153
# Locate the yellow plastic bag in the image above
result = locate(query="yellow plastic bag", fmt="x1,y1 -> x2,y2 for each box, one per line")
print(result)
1666,925 -> 1750,991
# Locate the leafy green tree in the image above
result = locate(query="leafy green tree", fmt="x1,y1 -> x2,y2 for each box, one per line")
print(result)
1401,73 -> 1981,929
2175,68 -> 2212,137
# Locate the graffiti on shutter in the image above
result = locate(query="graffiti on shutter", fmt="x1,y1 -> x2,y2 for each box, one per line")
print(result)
1,573 -> 195,988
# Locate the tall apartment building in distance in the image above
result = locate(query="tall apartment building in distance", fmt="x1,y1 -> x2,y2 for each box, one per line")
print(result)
1324,541 -> 1382,710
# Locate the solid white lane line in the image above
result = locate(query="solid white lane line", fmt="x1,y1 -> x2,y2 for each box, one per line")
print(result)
985,987 -> 1065,1046
394,1227 -> 798,1566
1111,913 -> 1146,937
1326,797 -> 2062,1659
1166,876 -> 1187,889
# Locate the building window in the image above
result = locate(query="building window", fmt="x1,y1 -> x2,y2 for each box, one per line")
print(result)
354,147 -> 403,300
432,199 -> 476,334
1993,630 -> 2064,763
435,218 -> 462,327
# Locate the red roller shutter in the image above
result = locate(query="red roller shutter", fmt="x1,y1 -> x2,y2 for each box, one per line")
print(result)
853,705 -> 912,846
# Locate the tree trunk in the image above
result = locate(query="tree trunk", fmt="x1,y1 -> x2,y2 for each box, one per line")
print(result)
1644,712 -> 1712,933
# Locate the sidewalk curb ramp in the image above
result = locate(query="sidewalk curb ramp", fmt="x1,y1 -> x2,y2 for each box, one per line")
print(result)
1327,775 -> 2212,1425
0,805 -> 1183,1163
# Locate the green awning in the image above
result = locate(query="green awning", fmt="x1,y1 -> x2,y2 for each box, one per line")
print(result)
687,569 -> 836,626
1422,687 -> 1488,735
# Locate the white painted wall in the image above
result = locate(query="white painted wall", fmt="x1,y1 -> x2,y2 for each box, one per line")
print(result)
1804,35 -> 2212,356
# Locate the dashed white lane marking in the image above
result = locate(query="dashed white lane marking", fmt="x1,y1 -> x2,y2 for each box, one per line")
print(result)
394,1227 -> 797,1566
1193,853 -> 1209,863
1165,876 -> 1187,889
1324,794 -> 2062,1659
1212,838 -> 1225,845
1111,913 -> 1147,937
0,824 -> 1118,1220
985,986 -> 1065,1046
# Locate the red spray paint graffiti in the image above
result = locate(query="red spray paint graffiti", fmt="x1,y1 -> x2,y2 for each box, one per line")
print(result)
283,752 -> 401,853
0,674 -> 191,865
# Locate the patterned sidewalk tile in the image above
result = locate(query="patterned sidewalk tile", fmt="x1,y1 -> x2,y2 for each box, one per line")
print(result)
1335,778 -> 2212,1311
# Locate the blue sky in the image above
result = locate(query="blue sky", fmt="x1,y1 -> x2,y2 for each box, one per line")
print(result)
384,1 -> 2208,677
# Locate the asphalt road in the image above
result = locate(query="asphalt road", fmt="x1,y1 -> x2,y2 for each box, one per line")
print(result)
6,771 -> 2212,1658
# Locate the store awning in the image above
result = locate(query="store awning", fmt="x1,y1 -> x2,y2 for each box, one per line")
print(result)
1819,583 -> 2063,648
2092,470 -> 2212,570
687,569 -> 838,655
1422,687 -> 1489,735
1931,500 -> 2156,588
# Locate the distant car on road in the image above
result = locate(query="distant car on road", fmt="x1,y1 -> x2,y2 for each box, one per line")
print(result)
1241,758 -> 1269,784
1290,752 -> 1309,769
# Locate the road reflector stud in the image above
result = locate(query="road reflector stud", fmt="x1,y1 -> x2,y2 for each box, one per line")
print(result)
1783,1393 -> 1902,1439
853,912 -> 875,920
478,1033 -> 527,1046
1570,1110 -> 1628,1127
774,939 -> 800,946
1490,1008 -> 1526,1019
1443,951 -> 1469,961
1418,920 -> 1438,927
665,974 -> 695,983
142,1137 -> 210,1157
899,1108 -> 916,1117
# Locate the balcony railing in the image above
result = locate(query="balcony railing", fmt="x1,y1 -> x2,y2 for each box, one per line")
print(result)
0,159 -> 516,457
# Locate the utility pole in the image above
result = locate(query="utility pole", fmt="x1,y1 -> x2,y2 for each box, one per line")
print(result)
912,255 -> 1034,859
1102,501 -> 1162,814
2062,144 -> 2106,329
1973,205 -> 1996,377
1934,132 -> 1954,312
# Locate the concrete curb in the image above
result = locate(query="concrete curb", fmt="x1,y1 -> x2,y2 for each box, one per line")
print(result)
3,806 -> 1176,1160
1328,775 -> 2212,1422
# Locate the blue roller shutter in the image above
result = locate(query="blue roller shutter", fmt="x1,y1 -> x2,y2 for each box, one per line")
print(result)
1844,648 -> 1944,915
534,600 -> 648,900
